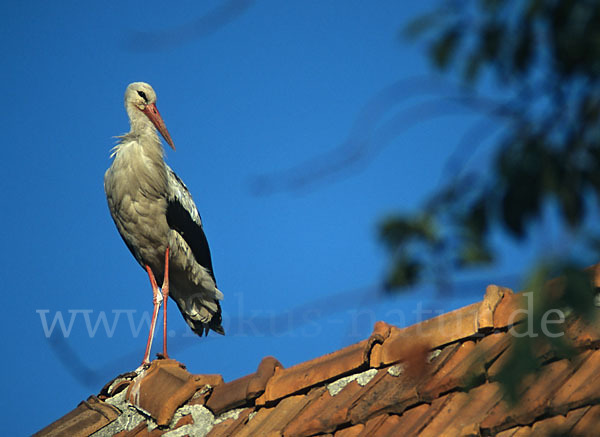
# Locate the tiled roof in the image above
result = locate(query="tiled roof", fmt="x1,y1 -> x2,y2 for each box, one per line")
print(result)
34,265 -> 600,437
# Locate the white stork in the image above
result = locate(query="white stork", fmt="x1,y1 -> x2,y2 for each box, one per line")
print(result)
104,82 -> 224,364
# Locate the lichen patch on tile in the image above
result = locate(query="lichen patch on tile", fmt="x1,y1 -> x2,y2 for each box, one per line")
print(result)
327,368 -> 378,396
387,364 -> 405,377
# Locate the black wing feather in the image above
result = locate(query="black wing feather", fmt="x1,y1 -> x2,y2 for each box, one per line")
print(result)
166,171 -> 217,284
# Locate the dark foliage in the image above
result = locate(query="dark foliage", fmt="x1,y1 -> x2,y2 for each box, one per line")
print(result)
382,0 -> 600,400
383,0 -> 600,289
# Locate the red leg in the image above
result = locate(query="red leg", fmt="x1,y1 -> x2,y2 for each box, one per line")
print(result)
142,265 -> 162,365
162,247 -> 170,359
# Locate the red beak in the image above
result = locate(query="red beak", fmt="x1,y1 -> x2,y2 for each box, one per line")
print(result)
142,103 -> 176,150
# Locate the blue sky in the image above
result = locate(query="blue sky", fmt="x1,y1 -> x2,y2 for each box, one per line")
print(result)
1,2 -> 543,435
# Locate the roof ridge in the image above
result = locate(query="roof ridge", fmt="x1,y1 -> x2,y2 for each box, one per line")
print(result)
34,262 -> 600,436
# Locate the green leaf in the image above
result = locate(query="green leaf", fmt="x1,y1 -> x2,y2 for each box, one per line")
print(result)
561,267 -> 596,321
379,214 -> 438,249
430,28 -> 460,70
482,0 -> 503,12
457,240 -> 493,267
463,52 -> 483,83
385,256 -> 422,290
402,11 -> 445,40
501,177 -> 541,238
513,22 -> 533,73
481,22 -> 503,61
559,188 -> 584,228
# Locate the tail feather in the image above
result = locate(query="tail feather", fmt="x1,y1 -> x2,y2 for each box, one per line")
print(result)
187,316 -> 225,337
171,286 -> 224,337
183,300 -> 224,337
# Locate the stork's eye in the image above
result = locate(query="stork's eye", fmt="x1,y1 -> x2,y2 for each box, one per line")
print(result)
137,90 -> 148,102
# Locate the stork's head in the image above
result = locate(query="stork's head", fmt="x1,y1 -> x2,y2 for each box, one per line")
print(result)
124,82 -> 175,150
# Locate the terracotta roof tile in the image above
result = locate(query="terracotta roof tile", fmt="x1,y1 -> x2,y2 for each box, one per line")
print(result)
248,356 -> 282,397
359,414 -> 388,436
367,414 -> 402,437
492,290 -> 526,329
188,387 -> 213,407
418,383 -> 503,437
426,341 -> 461,371
367,321 -> 394,368
205,408 -> 253,437
419,333 -> 507,402
379,302 -> 481,366
351,342 -> 461,422
481,358 -> 576,433
586,262 -> 600,286
485,349 -> 512,382
333,424 -> 364,437
283,381 -> 366,436
228,405 -> 274,437
195,373 -> 225,387
499,427 -> 530,436
486,336 -> 558,382
563,314 -> 600,348
206,356 -> 282,414
368,343 -> 384,368
113,422 -> 164,437
474,331 -> 512,367
259,340 -> 369,404
347,369 -> 419,424
570,404 -> 600,435
528,405 -> 589,436
174,412 -> 194,428
240,388 -> 324,437
382,403 -> 430,433
400,394 -> 455,435
206,374 -> 255,414
33,396 -> 120,437
126,359 -> 206,426
98,371 -> 137,400
477,285 -> 510,331
494,427 -> 520,437
106,379 -> 134,399
512,428 -> 535,437
399,340 -> 432,380
550,348 -> 600,412
420,340 -> 482,400
492,263 -> 600,332
371,320 -> 394,340
494,408 -> 590,437
34,262 -> 600,437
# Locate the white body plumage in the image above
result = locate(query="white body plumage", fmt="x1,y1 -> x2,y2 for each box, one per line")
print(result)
104,82 -> 224,337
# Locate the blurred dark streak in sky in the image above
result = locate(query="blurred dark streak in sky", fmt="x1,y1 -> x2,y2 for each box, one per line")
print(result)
249,76 -> 492,196
48,335 -> 102,389
438,115 -> 502,186
123,0 -> 254,52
